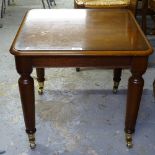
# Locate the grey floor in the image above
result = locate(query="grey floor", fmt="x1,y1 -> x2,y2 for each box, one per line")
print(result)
1,0 -> 155,155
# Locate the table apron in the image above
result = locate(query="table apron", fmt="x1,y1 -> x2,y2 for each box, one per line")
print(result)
30,56 -> 132,68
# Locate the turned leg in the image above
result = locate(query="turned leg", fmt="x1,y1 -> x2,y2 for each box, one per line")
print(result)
125,70 -> 144,148
16,58 -> 36,149
113,68 -> 122,93
18,70 -> 36,149
76,68 -> 80,72
36,68 -> 45,95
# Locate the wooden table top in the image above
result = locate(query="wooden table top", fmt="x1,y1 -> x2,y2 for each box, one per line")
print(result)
10,9 -> 153,56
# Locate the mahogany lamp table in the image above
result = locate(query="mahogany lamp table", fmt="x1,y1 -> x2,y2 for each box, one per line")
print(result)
10,9 -> 153,149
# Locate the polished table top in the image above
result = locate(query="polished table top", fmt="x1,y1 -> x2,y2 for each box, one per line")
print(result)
10,9 -> 152,56
9,9 -> 153,148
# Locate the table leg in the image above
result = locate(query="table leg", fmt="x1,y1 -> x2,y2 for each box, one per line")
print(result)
125,69 -> 144,148
113,68 -> 122,93
16,58 -> 36,149
36,68 -> 45,95
18,71 -> 36,149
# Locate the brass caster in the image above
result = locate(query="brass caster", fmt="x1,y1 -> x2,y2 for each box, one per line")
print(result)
30,143 -> 36,149
125,133 -> 133,148
76,68 -> 80,72
38,82 -> 44,95
113,81 -> 119,94
28,133 -> 36,149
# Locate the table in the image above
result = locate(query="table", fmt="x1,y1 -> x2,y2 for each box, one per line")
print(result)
10,9 -> 153,149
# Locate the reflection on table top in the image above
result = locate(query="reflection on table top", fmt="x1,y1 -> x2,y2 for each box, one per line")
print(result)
10,9 -> 152,56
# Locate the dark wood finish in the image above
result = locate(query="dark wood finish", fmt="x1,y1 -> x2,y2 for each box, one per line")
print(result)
10,9 -> 152,56
125,57 -> 147,133
113,68 -> 122,92
36,68 -> 45,83
74,0 -> 138,76
113,68 -> 122,83
15,57 -> 36,135
10,9 -> 153,146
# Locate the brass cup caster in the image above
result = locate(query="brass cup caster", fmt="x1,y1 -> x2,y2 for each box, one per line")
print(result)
125,133 -> 133,148
113,81 -> 119,94
76,68 -> 80,72
28,133 -> 36,149
38,82 -> 44,95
